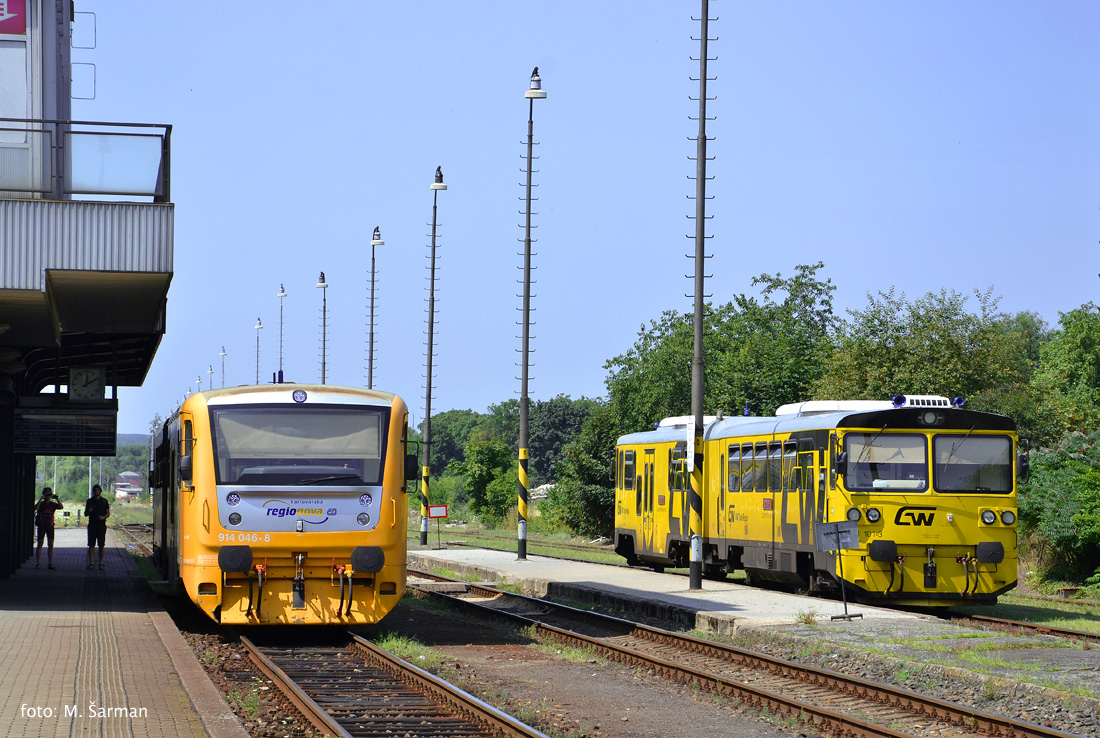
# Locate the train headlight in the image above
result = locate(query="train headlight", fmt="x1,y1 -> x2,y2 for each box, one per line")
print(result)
359,493 -> 373,506
1001,510 -> 1016,525
866,507 -> 881,523
919,410 -> 942,426
980,509 -> 997,525
357,512 -> 371,526
228,513 -> 242,526
846,507 -> 862,522
226,493 -> 240,507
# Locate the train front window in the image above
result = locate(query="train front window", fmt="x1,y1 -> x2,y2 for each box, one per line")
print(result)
844,433 -> 927,491
933,434 -> 1012,493
210,404 -> 388,486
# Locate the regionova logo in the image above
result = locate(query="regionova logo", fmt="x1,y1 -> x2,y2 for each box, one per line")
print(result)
262,499 -> 329,524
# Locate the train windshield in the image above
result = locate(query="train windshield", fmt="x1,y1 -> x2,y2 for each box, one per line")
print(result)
209,404 -> 388,486
843,433 -> 927,491
933,434 -> 1012,493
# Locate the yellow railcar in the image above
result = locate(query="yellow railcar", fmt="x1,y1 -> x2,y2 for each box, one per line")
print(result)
153,384 -> 415,624
614,396 -> 1023,606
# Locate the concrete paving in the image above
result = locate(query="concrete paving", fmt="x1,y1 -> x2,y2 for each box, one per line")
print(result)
0,527 -> 247,738
408,547 -> 921,633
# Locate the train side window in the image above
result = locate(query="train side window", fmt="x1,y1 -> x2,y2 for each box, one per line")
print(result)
623,450 -> 635,491
727,445 -> 741,492
829,434 -> 838,490
754,442 -> 769,492
183,419 -> 193,456
768,442 -> 783,492
783,441 -> 798,490
797,450 -> 814,492
741,443 -> 756,491
616,451 -> 621,489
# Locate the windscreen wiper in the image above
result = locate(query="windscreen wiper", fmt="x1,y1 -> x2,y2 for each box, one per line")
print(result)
940,426 -> 975,476
294,475 -> 363,485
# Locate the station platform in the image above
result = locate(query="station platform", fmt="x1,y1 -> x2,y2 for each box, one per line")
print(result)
0,527 -> 247,738
408,547 -> 922,633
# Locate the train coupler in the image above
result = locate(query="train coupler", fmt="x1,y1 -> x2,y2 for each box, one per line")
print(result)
923,548 -> 937,589
292,554 -> 306,609
332,559 -> 348,617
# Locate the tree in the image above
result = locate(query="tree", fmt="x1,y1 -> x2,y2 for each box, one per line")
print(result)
813,287 -> 1029,409
448,437 -> 515,518
543,403 -> 618,537
528,395 -> 599,486
422,409 -> 485,474
1018,429 -> 1100,580
1030,304 -> 1100,438
605,262 -> 838,433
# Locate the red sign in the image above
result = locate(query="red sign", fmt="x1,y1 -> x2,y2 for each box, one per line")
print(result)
427,505 -> 448,519
0,1 -> 27,36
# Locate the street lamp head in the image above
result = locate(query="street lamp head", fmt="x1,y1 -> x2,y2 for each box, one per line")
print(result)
255,318 -> 263,330
316,271 -> 327,289
526,66 -> 547,99
220,346 -> 226,357
371,226 -> 384,247
277,283 -> 287,298
431,166 -> 447,190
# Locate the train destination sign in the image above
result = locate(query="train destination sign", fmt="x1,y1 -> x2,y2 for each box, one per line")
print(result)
14,408 -> 117,456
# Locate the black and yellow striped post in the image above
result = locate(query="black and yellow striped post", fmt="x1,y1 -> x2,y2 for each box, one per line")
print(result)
420,465 -> 430,547
518,447 -> 529,559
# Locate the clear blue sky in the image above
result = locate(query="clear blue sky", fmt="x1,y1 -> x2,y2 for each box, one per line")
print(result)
73,2 -> 1100,434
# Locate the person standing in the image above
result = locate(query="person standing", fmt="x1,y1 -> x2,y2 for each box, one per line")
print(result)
34,487 -> 63,569
84,484 -> 110,570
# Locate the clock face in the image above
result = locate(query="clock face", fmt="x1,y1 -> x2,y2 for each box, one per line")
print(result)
70,367 -> 105,401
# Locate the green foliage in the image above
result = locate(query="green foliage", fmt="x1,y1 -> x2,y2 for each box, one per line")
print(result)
543,404 -> 618,537
422,408 -> 485,474
34,443 -> 150,502
813,287 -> 1028,406
527,395 -> 599,486
1018,429 -> 1100,578
448,437 -> 516,519
1031,304 -> 1100,439
606,262 -> 837,433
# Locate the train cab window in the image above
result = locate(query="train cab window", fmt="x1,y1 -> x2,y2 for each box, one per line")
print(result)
183,420 -> 193,457
209,404 -> 389,486
623,450 -> 635,491
844,433 -> 927,492
933,434 -> 1011,493
727,445 -> 741,492
768,442 -> 783,492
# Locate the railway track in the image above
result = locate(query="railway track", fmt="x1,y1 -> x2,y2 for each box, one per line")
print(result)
959,614 -> 1100,645
408,569 -> 1085,738
113,522 -> 154,556
240,633 -> 549,738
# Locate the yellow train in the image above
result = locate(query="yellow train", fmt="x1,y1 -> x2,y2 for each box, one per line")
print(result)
614,395 -> 1023,606
152,384 -> 415,624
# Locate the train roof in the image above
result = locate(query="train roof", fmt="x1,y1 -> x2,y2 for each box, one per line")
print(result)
617,401 -> 1015,446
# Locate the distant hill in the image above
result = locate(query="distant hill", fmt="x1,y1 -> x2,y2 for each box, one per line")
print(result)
118,433 -> 149,448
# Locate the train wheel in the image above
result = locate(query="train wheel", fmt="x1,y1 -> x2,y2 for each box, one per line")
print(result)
703,564 -> 727,581
651,564 -> 665,573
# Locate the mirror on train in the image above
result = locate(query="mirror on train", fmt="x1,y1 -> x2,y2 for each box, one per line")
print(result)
179,455 -> 193,481
404,454 -> 418,482
1017,439 -> 1030,482
832,450 -> 847,476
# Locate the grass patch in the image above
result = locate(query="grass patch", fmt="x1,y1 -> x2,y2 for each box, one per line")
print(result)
373,632 -> 444,671
950,595 -> 1100,636
226,680 -> 263,719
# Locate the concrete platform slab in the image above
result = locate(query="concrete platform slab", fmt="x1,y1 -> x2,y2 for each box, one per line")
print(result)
408,548 -> 920,634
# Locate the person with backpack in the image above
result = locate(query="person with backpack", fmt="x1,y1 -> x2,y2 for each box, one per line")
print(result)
34,487 -> 63,569
85,484 -> 110,570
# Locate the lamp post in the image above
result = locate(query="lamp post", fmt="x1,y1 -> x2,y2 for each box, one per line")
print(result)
421,167 -> 447,547
277,283 -> 287,383
220,346 -> 227,388
316,272 -> 328,384
208,364 -> 213,391
196,374 -> 202,393
254,318 -> 263,384
368,227 -> 384,390
517,67 -> 546,561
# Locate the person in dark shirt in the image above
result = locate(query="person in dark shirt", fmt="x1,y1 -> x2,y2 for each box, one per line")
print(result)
85,484 -> 110,570
34,487 -> 63,569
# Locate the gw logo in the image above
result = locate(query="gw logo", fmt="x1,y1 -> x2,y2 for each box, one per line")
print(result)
895,506 -> 936,526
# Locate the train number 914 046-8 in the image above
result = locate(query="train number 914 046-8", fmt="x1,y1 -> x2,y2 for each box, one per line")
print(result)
218,533 -> 271,543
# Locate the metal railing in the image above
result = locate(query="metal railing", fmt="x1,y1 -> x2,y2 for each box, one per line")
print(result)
0,118 -> 171,202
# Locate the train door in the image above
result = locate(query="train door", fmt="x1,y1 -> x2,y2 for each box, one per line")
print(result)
641,449 -> 656,553
767,441 -> 783,553
717,449 -> 726,540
